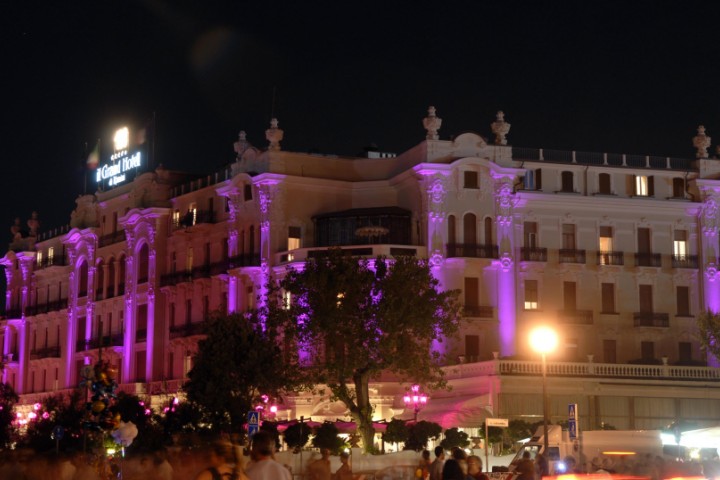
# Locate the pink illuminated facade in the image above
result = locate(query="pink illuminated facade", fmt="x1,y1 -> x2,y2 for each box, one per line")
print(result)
2,112 -> 720,430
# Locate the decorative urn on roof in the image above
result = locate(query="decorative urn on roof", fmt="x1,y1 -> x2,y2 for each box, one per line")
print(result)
265,118 -> 283,151
491,110 -> 511,146
693,125 -> 711,159
423,106 -> 442,140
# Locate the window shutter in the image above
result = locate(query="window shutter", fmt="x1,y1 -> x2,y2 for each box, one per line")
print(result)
648,176 -> 654,196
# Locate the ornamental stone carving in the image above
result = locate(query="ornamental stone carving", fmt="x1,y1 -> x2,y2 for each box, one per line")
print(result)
693,125 -> 711,159
265,118 -> 283,151
428,177 -> 447,204
494,253 -> 514,273
429,250 -> 444,267
258,187 -> 272,214
495,181 -> 515,226
234,131 -> 252,159
423,106 -> 442,140
706,263 -> 718,282
491,111 -> 511,146
702,196 -> 718,236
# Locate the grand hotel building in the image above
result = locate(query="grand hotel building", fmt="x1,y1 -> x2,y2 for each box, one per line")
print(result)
2,110 -> 719,430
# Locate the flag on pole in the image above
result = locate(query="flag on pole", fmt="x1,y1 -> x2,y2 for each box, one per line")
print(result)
87,139 -> 100,169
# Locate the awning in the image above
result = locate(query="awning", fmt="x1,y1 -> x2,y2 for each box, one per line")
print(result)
395,394 -> 493,429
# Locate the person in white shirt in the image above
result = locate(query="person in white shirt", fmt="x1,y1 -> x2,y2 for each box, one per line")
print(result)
246,431 -> 291,480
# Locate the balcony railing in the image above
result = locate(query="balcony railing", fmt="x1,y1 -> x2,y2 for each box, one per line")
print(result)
98,230 -> 126,248
558,310 -> 594,325
559,249 -> 586,264
36,255 -> 68,270
635,253 -> 662,267
26,299 -> 69,316
520,247 -> 547,262
597,251 -> 624,266
446,244 -> 499,259
169,322 -> 206,339
76,334 -> 124,352
463,305 -> 494,318
29,346 -> 61,360
672,254 -> 698,269
633,312 -> 670,327
173,210 -> 217,231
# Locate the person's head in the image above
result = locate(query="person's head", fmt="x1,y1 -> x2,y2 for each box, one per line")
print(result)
442,459 -> 465,480
434,446 -> 445,459
451,448 -> 467,461
522,451 -> 531,460
340,452 -> 350,465
467,455 -> 483,475
209,441 -> 234,466
422,450 -> 431,461
320,448 -> 330,460
251,431 -> 276,460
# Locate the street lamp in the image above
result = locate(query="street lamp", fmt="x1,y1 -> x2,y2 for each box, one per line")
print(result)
529,326 -> 558,456
403,384 -> 428,423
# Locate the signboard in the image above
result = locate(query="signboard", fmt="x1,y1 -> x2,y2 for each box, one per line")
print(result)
486,418 -> 509,427
248,424 -> 259,437
568,403 -> 579,440
96,149 -> 143,187
247,411 -> 260,426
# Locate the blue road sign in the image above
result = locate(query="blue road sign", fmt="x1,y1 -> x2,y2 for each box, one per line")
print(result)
248,411 -> 259,425
248,424 -> 259,437
568,418 -> 577,440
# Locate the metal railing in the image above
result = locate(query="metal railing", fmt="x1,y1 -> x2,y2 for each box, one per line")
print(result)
169,322 -> 206,339
511,147 -> 695,171
520,247 -> 547,262
463,306 -> 494,318
635,253 -> 662,267
446,244 -> 499,259
597,251 -> 624,266
29,346 -> 61,360
558,249 -> 586,264
558,310 -> 594,325
633,312 -> 670,327
98,231 -> 126,248
672,254 -> 698,269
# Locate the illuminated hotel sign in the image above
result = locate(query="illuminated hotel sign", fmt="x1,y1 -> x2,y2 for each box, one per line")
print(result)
95,127 -> 144,187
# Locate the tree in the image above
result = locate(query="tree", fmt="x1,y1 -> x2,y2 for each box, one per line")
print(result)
312,421 -> 346,454
0,382 -> 18,448
382,419 -> 409,449
23,390 -> 85,453
697,310 -> 720,361
284,422 -> 312,452
440,427 -> 470,449
405,421 -> 442,451
185,311 -> 303,435
281,251 -> 462,452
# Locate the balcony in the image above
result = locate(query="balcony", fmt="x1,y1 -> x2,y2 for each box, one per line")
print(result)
633,312 -> 670,327
520,247 -> 547,262
463,305 -> 494,318
173,210 -> 217,231
36,255 -> 67,270
98,230 -> 126,247
634,253 -> 661,267
77,334 -> 124,351
446,244 -> 499,259
558,310 -> 594,325
672,254 -> 698,269
4,308 -> 22,319
169,322 -> 206,339
26,299 -> 69,316
29,346 -> 61,360
597,251 -> 624,266
559,249 -> 586,264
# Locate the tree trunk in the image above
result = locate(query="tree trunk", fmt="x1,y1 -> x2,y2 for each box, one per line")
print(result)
353,372 -> 376,453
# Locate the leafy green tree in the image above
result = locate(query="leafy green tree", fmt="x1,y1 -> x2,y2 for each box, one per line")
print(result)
382,419 -> 409,449
697,310 -> 720,362
284,422 -> 312,452
311,421 -> 347,454
405,421 -> 442,451
185,311 -> 303,435
440,427 -> 470,449
506,419 -> 535,445
0,382 -> 19,448
23,390 -> 85,452
281,251 -> 462,452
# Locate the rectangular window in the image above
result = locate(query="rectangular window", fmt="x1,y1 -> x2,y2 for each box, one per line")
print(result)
677,286 -> 690,316
136,305 -> 147,342
563,281 -> 577,311
638,228 -> 651,253
202,296 -> 209,319
562,224 -> 576,250
641,341 -> 655,361
639,285 -> 653,313
535,169 -> 543,190
465,335 -> 480,360
288,226 -> 302,251
599,226 -> 613,252
36,251 -> 42,267
186,247 -> 193,272
524,280 -> 538,310
635,175 -> 654,196
135,351 -> 146,382
244,184 -> 252,201
598,173 -> 611,194
673,230 -> 688,257
464,277 -> 479,310
679,342 -> 692,363
189,203 -> 198,226
172,210 -> 180,228
601,283 -> 615,313
603,339 -> 617,363
283,290 -> 291,310
169,303 -> 176,328
48,247 -> 54,265
524,222 -> 538,248
464,171 -> 479,189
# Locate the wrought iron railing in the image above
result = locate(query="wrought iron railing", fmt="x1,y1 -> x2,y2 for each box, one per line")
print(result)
597,251 -> 624,266
520,247 -> 547,262
633,312 -> 670,327
559,249 -> 586,264
446,244 -> 499,259
635,253 -> 662,267
672,254 -> 698,269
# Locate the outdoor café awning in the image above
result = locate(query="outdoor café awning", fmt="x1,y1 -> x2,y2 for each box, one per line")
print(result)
396,394 -> 493,429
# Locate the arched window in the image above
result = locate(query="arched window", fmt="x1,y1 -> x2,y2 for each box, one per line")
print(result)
137,243 -> 149,284
598,173 -> 611,194
95,260 -> 104,300
107,258 -> 116,298
118,256 -> 126,295
561,171 -> 574,193
78,260 -> 88,298
463,213 -> 477,257
484,217 -> 493,246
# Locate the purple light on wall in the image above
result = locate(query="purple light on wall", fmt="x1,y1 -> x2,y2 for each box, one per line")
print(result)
497,269 -> 516,357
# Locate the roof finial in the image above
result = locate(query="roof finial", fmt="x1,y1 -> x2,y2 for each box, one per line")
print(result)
265,118 -> 284,151
491,111 -> 511,146
423,106 -> 442,140
693,125 -> 711,159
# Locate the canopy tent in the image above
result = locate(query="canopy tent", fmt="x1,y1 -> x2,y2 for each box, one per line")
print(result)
395,394 -> 493,429
273,419 -> 388,433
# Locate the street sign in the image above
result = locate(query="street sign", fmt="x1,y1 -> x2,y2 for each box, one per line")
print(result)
568,403 -> 579,440
247,411 -> 260,426
568,419 -> 577,439
486,418 -> 509,427
248,424 -> 259,437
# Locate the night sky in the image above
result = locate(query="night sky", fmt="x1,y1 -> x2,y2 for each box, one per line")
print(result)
3,0 -> 720,234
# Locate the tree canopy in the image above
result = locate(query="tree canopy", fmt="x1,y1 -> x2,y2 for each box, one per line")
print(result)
697,310 -> 720,362
184,311 -> 304,434
280,250 -> 462,452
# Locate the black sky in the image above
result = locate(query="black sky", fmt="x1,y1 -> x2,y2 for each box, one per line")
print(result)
3,0 -> 720,233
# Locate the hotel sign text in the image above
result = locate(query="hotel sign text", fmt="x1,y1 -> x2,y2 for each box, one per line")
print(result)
96,150 -> 142,187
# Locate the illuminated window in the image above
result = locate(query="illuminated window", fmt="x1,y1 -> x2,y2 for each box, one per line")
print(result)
634,175 -> 654,197
288,226 -> 301,251
36,251 -> 42,267
599,226 -> 613,265
673,230 -> 687,258
172,210 -> 180,228
283,290 -> 292,310
336,292 -> 345,307
524,280 -> 538,310
48,247 -> 54,265
189,203 -> 197,226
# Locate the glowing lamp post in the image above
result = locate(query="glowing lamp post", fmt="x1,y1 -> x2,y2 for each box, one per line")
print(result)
403,385 -> 428,423
529,326 -> 558,455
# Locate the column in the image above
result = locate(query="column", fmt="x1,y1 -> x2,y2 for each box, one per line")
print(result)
698,190 -> 720,367
493,177 -> 518,357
